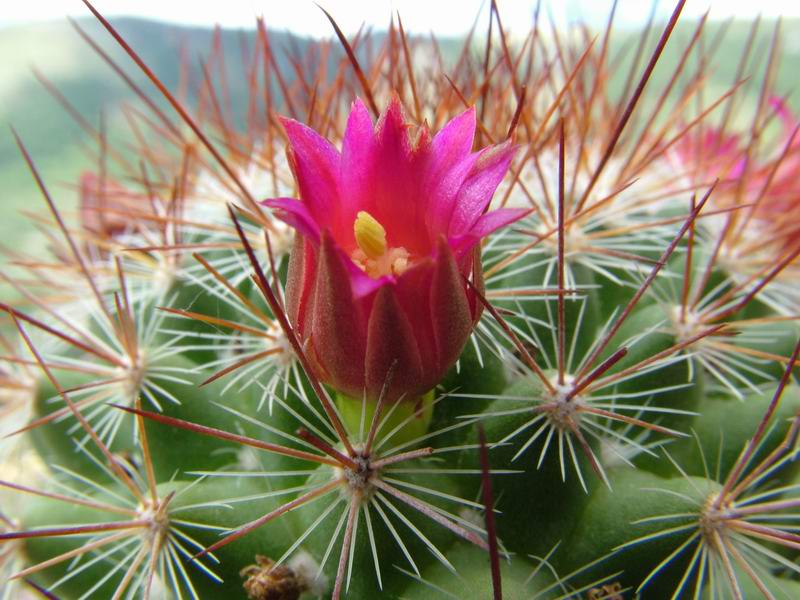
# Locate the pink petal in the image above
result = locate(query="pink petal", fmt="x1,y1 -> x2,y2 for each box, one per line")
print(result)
341,99 -> 375,175
448,141 -> 517,238
346,260 -> 394,299
338,98 -> 377,243
376,96 -> 412,156
280,117 -> 340,225
261,197 -> 320,243
450,207 -> 529,256
361,98 -> 431,255
469,207 -> 529,237
424,107 -> 479,236
425,107 -> 477,194
425,152 -> 481,241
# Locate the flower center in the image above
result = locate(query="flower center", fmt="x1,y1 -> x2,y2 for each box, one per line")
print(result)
351,210 -> 409,278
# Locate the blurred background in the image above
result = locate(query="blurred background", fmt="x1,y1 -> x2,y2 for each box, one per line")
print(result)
1,0 -> 798,278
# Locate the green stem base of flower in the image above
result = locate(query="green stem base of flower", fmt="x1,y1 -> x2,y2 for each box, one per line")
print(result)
335,389 -> 435,449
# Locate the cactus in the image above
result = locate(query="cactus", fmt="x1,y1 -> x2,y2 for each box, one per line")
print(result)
2,1 -> 800,598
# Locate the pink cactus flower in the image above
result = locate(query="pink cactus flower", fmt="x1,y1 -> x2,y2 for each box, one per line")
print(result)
673,128 -> 747,190
671,97 -> 800,267
760,98 -> 800,233
729,97 -> 800,253
264,98 -> 526,403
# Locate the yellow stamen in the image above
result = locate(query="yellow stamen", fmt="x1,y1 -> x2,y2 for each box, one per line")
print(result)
354,211 -> 387,260
351,211 -> 410,278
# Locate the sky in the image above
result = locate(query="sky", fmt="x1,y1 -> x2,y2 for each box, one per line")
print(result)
2,1 -> 798,36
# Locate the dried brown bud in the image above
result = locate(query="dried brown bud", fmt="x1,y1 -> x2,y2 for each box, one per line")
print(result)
240,555 -> 307,600
587,581 -> 624,600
